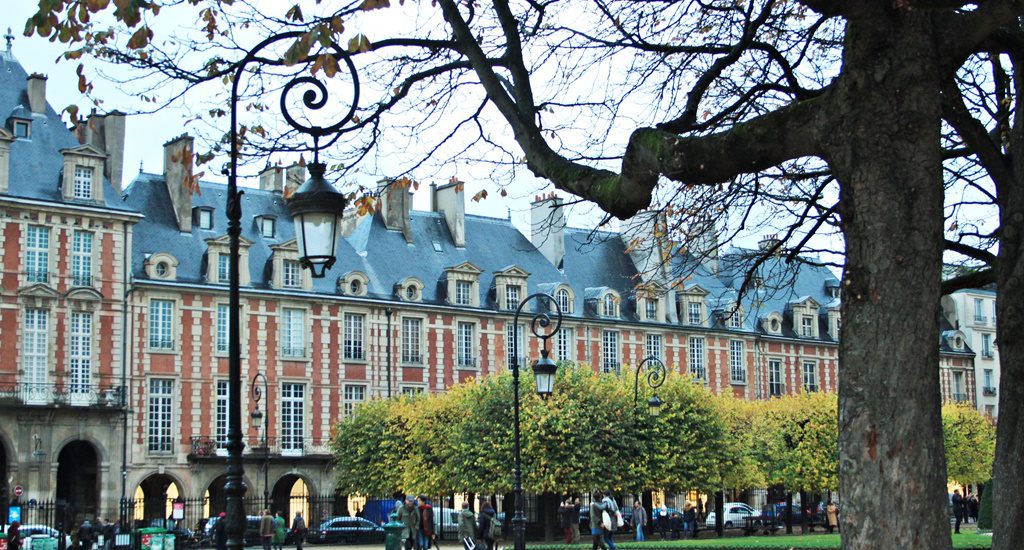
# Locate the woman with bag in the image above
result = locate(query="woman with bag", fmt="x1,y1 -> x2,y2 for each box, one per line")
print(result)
600,493 -> 619,550
457,502 -> 476,550
589,492 -> 609,550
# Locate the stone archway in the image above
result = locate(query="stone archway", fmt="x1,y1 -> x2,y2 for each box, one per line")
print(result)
56,440 -> 99,528
204,474 -> 228,518
270,474 -> 313,523
135,473 -> 183,524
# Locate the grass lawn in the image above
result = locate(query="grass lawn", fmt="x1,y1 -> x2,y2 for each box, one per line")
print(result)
527,532 -> 992,549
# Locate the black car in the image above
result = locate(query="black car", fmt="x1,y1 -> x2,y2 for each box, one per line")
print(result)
309,517 -> 385,545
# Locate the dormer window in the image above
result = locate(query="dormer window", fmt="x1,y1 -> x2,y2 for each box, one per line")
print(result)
603,293 -> 619,317
13,120 -> 29,139
145,253 -> 180,281
506,285 -> 521,311
217,254 -> 229,283
349,279 -> 362,295
399,278 -> 424,302
260,217 -> 276,238
406,286 -> 418,301
73,166 -> 93,200
801,315 -> 814,337
645,299 -> 657,321
282,260 -> 301,288
557,289 -> 571,314
340,271 -> 369,297
156,262 -> 169,278
196,208 -> 214,230
688,302 -> 702,325
728,311 -> 742,329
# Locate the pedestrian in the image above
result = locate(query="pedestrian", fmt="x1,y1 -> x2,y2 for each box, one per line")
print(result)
559,500 -> 571,544
8,521 -> 21,550
569,498 -> 581,544
80,518 -> 94,550
291,511 -> 306,550
968,493 -> 979,524
682,501 -> 696,539
273,511 -> 287,550
457,502 -> 476,550
260,509 -> 274,550
825,501 -> 838,534
951,489 -> 964,534
397,498 -> 421,550
600,493 -> 618,550
477,499 -> 496,550
102,518 -> 116,550
417,497 -> 435,550
588,492 -> 609,550
655,504 -> 668,540
214,512 -> 227,550
631,501 -> 647,542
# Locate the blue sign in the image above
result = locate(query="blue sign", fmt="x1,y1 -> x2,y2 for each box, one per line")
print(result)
8,506 -> 21,524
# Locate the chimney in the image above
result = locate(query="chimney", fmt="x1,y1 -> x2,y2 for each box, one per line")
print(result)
259,165 -> 285,193
163,134 -> 195,232
80,111 -> 127,192
531,192 -> 565,268
432,182 -> 466,247
26,74 -> 47,114
0,131 -> 11,194
758,233 -> 781,252
690,216 -> 720,273
284,163 -> 305,197
378,179 -> 413,243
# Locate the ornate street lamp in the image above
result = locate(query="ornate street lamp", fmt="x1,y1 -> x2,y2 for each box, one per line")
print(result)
251,372 -> 270,506
510,293 -> 563,550
634,356 -> 667,416
223,31 -> 358,550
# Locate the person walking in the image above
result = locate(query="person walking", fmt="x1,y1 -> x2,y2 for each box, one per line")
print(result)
825,501 -> 839,534
214,512 -> 227,550
559,500 -> 571,544
655,504 -> 668,540
600,493 -> 618,550
290,511 -> 306,550
457,502 -> 476,550
417,497 -> 435,550
477,500 -> 496,550
682,502 -> 696,539
569,498 -> 581,544
631,501 -> 647,542
589,492 -> 609,550
398,498 -> 421,550
102,519 -> 116,550
7,521 -> 21,550
79,519 -> 94,550
273,511 -> 287,550
951,489 -> 964,534
968,493 -> 979,524
260,509 -> 274,550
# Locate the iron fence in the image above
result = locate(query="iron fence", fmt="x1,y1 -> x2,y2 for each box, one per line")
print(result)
0,384 -> 125,408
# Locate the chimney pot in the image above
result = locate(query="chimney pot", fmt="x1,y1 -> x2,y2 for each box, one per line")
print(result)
26,73 -> 47,114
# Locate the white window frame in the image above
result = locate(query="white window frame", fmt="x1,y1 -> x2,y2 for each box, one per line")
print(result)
281,383 -> 305,455
282,260 -> 301,288
69,311 -> 92,397
260,217 -> 276,238
23,308 -> 49,403
215,380 -> 229,452
457,322 -> 475,368
506,284 -> 521,311
148,379 -> 174,454
689,336 -> 706,380
729,340 -> 746,384
402,386 -> 425,397
803,361 -> 819,392
984,369 -> 994,388
401,317 -> 423,364
198,208 -> 213,230
556,327 -> 574,362
506,323 -> 525,367
25,225 -> 49,284
688,302 -> 701,325
646,333 -> 663,361
645,299 -> 657,321
455,280 -> 472,306
73,165 -> 93,200
217,254 -> 229,284
974,298 -> 986,323
281,308 -> 306,358
343,384 -> 366,416
343,312 -> 365,361
768,359 -> 784,397
603,294 -> 619,317
149,299 -> 174,350
801,315 -> 815,337
982,333 -> 993,358
602,330 -> 619,373
952,372 -> 965,400
216,303 -> 230,354
557,289 -> 572,314
71,230 -> 92,287
728,311 -> 742,329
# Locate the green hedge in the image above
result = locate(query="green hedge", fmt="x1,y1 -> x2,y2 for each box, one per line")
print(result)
525,532 -> 992,549
978,478 -> 993,530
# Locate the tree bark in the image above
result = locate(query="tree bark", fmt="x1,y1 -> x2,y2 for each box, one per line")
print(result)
826,8 -> 951,550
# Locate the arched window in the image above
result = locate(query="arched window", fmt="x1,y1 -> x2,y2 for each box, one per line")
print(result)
557,289 -> 571,313
349,279 -> 362,295
603,293 -> 618,317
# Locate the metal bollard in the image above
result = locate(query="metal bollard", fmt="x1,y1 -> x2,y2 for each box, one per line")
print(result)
383,513 -> 404,550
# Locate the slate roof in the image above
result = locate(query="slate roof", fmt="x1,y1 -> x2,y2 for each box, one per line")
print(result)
0,53 -> 137,213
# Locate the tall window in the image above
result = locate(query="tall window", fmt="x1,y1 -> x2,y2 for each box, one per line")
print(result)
803,361 -> 819,392
217,254 -> 229,283
282,260 -> 301,288
952,372 -> 965,400
801,316 -> 814,337
505,284 -> 521,311
401,318 -> 422,364
984,369 -> 994,389
688,336 -> 706,380
455,280 -> 472,306
281,383 -> 305,452
71,230 -> 92,287
281,308 -> 305,357
729,340 -> 745,383
646,334 -> 663,361
343,384 -> 366,416
557,289 -> 571,314
69,312 -> 92,393
216,380 -> 229,449
343,313 -> 365,360
728,311 -> 742,329
149,299 -> 174,350
25,225 -> 49,283
23,308 -> 49,389
603,294 -> 619,317
73,165 -> 93,199
688,302 -> 701,325
982,333 -> 993,357
556,328 -> 574,362
506,323 -> 525,367
216,304 -> 230,353
645,299 -> 657,321
768,359 -> 784,397
148,379 -> 173,453
974,298 -> 985,322
602,330 -> 619,373
457,322 -> 475,367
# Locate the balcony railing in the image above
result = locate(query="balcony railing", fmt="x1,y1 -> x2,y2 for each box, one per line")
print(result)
982,350 -> 995,359
951,392 -> 969,403
188,435 -> 333,458
974,315 -> 987,325
71,273 -> 93,287
26,269 -> 50,284
0,383 -> 125,408
983,386 -> 997,397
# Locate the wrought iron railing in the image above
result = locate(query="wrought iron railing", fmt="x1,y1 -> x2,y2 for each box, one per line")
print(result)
983,386 -> 997,397
189,435 -> 333,458
951,392 -> 969,403
26,269 -> 50,284
0,383 -> 125,407
71,273 -> 93,287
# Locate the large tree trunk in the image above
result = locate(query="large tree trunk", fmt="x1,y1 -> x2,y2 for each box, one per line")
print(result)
827,9 -> 951,550
992,143 -> 1024,549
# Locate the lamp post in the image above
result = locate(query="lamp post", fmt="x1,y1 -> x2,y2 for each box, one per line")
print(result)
224,32 -> 356,550
633,356 -> 667,416
251,372 -> 270,507
510,293 -> 563,550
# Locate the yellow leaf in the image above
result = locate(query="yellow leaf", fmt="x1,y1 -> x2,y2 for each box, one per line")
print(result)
347,33 -> 371,53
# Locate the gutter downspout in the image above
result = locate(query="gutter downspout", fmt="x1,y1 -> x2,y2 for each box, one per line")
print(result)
120,221 -> 133,523
385,308 -> 393,398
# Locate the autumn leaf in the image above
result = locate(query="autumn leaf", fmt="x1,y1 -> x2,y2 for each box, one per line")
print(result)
126,25 -> 153,50
347,34 -> 371,54
471,190 -> 488,202
360,0 -> 391,11
286,4 -> 304,22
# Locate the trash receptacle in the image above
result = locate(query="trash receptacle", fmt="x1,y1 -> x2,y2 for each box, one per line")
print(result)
160,534 -> 175,550
0,531 -> 8,550
137,528 -> 166,550
383,513 -> 403,550
29,537 -> 56,550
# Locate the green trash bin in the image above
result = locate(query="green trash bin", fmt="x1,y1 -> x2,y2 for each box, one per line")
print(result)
161,534 -> 175,550
137,527 -> 167,550
30,537 -> 55,550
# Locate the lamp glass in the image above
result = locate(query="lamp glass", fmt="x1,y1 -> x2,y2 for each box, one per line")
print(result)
532,354 -> 558,396
294,212 -> 340,268
648,394 -> 663,416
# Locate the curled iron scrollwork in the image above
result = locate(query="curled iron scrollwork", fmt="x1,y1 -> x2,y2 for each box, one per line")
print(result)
278,46 -> 360,142
515,292 -> 563,343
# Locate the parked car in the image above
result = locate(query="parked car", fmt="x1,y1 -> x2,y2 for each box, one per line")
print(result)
308,517 -> 384,544
431,507 -> 461,536
200,515 -> 264,547
704,502 -> 755,528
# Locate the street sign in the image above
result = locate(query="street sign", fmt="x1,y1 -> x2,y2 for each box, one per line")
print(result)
13,486 -> 23,497
172,501 -> 184,520
8,505 -> 20,524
